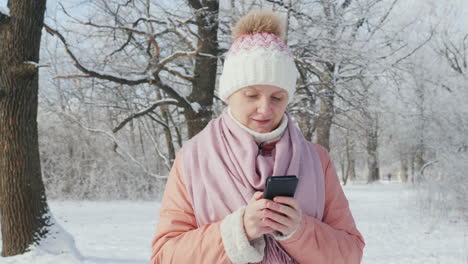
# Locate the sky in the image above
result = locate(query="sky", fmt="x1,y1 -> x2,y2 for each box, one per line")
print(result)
1,0 -> 467,30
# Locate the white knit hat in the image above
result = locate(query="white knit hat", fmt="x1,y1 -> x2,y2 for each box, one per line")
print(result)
219,11 -> 298,102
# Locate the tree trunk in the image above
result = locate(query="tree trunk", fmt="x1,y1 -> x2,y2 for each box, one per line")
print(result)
296,100 -> 314,142
345,132 -> 356,183
347,158 -> 356,181
292,43 -> 316,142
413,79 -> 426,184
155,87 -> 175,163
366,117 -> 379,183
186,0 -> 220,138
315,70 -> 334,151
340,158 -> 346,185
297,113 -> 314,141
409,152 -> 416,184
366,149 -> 379,183
0,0 -> 51,256
414,140 -> 425,183
400,157 -> 408,182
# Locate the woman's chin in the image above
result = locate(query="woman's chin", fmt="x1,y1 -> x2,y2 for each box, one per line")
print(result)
249,126 -> 273,133
247,119 -> 275,133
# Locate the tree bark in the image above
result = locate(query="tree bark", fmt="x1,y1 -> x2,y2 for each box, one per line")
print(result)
0,0 -> 51,256
347,157 -> 356,181
294,73 -> 316,141
414,143 -> 425,184
155,87 -> 175,163
345,132 -> 356,184
315,70 -> 334,151
340,161 -> 347,186
400,157 -> 408,182
366,117 -> 379,183
186,0 -> 220,138
297,113 -> 314,141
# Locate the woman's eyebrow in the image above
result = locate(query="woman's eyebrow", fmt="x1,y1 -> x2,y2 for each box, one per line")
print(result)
243,87 -> 259,93
272,91 -> 287,95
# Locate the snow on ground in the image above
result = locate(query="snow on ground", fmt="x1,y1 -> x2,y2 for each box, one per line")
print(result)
347,182 -> 467,264
0,182 -> 466,263
0,201 -> 159,264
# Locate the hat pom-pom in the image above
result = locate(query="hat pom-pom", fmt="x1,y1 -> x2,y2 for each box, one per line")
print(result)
232,10 -> 286,41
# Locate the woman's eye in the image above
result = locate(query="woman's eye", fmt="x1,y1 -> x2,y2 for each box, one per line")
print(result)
246,94 -> 258,98
272,96 -> 282,101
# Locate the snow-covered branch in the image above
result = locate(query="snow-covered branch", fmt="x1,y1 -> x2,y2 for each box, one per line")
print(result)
0,7 -> 10,16
0,7 -> 10,23
43,24 -> 196,112
62,112 -> 167,180
112,99 -> 179,133
24,61 -> 49,68
44,25 -> 150,85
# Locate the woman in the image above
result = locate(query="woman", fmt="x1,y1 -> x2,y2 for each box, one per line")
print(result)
151,10 -> 365,264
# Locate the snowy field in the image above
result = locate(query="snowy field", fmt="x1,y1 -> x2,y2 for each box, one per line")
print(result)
1,182 -> 466,264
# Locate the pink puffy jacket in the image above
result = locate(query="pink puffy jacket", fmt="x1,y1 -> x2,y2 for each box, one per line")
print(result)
151,144 -> 365,263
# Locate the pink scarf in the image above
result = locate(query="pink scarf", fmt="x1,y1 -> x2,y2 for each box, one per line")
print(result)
182,109 -> 325,263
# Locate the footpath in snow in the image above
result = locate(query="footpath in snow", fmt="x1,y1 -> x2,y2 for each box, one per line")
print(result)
0,182 -> 466,263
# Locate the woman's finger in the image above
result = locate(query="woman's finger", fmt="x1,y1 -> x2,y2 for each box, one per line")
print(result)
260,225 -> 276,234
252,198 -> 270,212
273,196 -> 300,210
263,208 -> 293,227
266,200 -> 298,218
262,217 -> 288,234
249,191 -> 263,203
254,192 -> 264,200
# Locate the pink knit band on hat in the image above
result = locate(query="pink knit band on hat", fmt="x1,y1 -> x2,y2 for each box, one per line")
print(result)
228,33 -> 293,57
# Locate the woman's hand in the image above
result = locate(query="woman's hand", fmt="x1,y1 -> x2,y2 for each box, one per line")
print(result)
243,192 -> 276,241
262,196 -> 303,237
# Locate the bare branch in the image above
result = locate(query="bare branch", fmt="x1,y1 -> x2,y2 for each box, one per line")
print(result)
44,24 -> 196,112
174,17 -> 202,44
263,0 -> 318,22
44,24 -> 150,85
113,99 -> 179,133
132,17 -> 168,28
153,46 -> 201,74
109,32 -> 133,56
162,66 -> 194,82
367,0 -> 399,40
78,20 -> 148,35
141,119 -> 172,170
61,112 -> 167,179
392,31 -> 433,66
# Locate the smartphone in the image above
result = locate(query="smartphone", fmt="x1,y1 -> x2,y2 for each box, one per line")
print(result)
263,176 -> 298,200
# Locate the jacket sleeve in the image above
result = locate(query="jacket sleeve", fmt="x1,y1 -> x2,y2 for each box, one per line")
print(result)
276,144 -> 365,264
150,150 -> 231,264
151,150 -> 265,264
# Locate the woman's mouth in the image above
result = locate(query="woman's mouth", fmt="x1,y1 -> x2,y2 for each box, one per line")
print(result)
252,119 -> 271,125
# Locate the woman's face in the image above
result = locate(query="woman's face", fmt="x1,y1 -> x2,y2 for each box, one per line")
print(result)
227,85 -> 288,133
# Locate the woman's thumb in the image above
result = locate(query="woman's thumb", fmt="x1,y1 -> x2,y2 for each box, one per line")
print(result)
251,191 -> 263,201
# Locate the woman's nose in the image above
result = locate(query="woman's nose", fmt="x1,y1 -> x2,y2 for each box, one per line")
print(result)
257,97 -> 272,115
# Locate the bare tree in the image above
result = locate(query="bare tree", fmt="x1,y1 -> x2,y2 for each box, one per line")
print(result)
44,0 -> 220,168
0,0 -> 51,256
